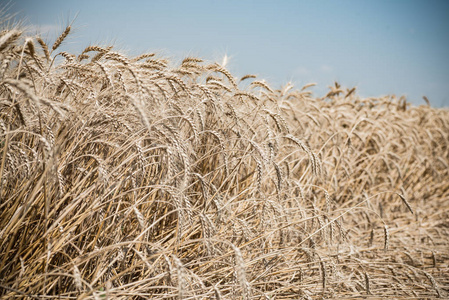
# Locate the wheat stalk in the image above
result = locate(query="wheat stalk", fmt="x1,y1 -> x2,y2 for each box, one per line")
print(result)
0,29 -> 21,51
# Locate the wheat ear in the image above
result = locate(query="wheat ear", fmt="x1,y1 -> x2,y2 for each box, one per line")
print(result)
52,25 -> 71,52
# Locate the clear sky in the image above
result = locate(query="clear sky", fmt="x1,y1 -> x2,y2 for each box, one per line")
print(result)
8,0 -> 449,107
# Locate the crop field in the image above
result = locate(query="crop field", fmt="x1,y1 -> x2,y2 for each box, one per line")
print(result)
1,21 -> 448,299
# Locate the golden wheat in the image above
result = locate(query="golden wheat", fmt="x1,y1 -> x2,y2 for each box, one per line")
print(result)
0,20 -> 448,300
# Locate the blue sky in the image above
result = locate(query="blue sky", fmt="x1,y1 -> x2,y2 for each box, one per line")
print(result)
9,0 -> 449,107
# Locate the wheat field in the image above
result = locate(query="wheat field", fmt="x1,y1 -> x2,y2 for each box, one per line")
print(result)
0,20 -> 448,299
